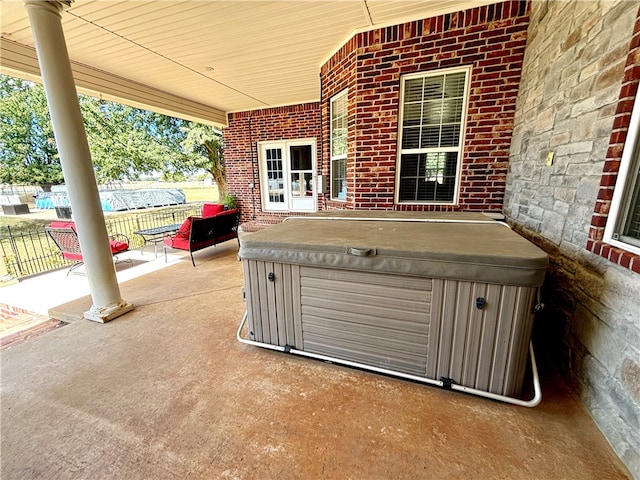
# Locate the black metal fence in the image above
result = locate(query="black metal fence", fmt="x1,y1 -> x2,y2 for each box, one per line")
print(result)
1,203 -> 204,278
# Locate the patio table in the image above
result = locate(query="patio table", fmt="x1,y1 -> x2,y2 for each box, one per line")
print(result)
134,223 -> 181,257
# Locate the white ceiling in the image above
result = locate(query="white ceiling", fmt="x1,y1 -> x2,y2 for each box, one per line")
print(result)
1,0 -> 496,125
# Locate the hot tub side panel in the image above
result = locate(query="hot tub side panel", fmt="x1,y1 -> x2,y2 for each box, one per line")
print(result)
243,260 -> 538,397
299,266 -> 432,377
428,279 -> 537,397
243,259 -> 303,348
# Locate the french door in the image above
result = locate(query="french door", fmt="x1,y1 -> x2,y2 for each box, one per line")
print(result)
259,139 -> 316,212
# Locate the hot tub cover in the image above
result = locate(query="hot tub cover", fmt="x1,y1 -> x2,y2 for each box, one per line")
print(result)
238,213 -> 548,287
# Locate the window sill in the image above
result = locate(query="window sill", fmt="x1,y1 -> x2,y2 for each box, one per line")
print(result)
586,239 -> 640,274
396,201 -> 457,206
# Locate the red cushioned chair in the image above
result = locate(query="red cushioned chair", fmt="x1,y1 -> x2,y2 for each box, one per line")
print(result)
201,203 -> 225,217
45,221 -> 131,275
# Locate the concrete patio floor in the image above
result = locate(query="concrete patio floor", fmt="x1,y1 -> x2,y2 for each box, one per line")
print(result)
0,241 -> 631,479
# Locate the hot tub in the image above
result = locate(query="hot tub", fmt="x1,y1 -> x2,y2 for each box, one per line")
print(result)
237,212 -> 548,405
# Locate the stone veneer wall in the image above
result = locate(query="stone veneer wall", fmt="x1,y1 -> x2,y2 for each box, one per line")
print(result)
504,1 -> 640,475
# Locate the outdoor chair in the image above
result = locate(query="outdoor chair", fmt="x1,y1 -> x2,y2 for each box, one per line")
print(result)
45,221 -> 131,275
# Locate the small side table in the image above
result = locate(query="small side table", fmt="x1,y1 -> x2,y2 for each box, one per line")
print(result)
134,223 -> 181,257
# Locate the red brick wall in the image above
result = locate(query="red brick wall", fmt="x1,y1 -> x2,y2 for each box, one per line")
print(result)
224,0 -> 529,218
321,36 -> 358,210
224,103 -> 320,223
320,0 -> 529,211
586,6 -> 640,274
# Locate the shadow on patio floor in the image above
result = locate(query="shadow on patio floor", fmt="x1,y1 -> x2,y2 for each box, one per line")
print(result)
0,242 -> 631,479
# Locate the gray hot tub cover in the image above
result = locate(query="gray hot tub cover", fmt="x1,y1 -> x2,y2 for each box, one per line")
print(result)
238,214 -> 548,287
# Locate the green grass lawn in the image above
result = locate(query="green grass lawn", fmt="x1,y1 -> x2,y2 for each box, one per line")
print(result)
0,216 -> 47,234
182,186 -> 220,203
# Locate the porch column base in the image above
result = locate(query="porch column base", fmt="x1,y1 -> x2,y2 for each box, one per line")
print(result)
84,301 -> 134,323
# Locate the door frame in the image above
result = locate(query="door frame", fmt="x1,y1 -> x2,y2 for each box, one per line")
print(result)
258,138 -> 317,213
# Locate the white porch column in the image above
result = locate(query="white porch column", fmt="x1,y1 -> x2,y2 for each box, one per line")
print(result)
25,0 -> 133,322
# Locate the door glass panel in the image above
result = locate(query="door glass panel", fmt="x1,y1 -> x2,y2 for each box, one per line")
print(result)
291,172 -> 302,197
303,173 -> 313,196
266,148 -> 284,203
290,145 -> 312,170
290,173 -> 313,197
289,145 -> 313,198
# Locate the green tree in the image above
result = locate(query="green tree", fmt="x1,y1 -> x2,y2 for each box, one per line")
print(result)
79,96 -> 194,183
0,74 -> 223,188
0,75 -> 63,187
181,124 -> 226,196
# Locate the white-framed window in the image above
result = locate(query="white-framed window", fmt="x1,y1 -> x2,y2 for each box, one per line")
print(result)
330,89 -> 348,201
604,92 -> 640,256
396,66 -> 471,204
259,139 -> 317,213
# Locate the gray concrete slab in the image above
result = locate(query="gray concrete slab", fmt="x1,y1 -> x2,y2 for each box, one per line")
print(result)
0,248 -> 183,319
0,242 -> 631,479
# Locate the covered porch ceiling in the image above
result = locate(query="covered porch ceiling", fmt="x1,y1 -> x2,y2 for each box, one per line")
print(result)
1,0 -> 495,126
